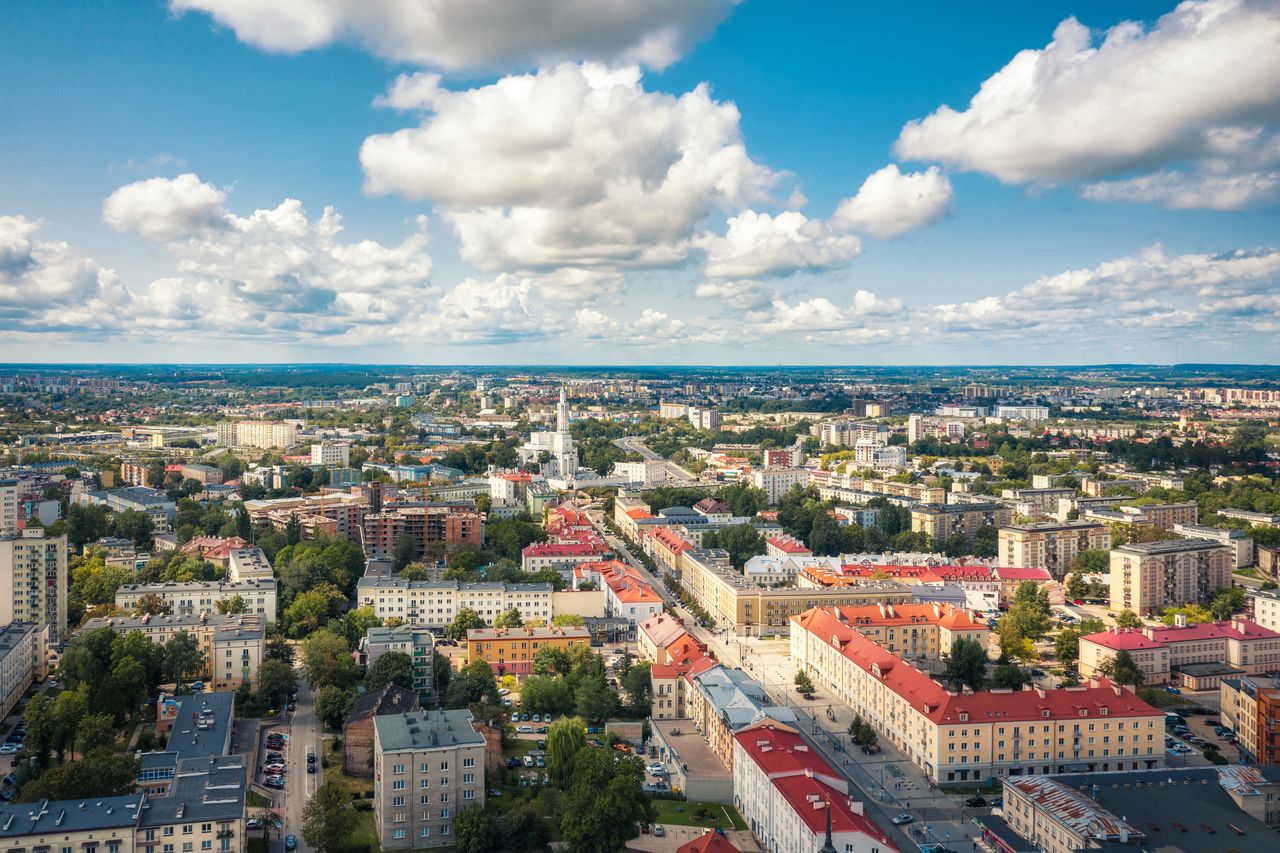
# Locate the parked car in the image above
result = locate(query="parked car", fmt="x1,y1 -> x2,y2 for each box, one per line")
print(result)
537,740 -> 546,749
647,763 -> 667,776
246,819 -> 264,830
0,746 -> 19,755
263,779 -> 284,790
535,755 -> 545,767
892,813 -> 914,825
544,714 -> 553,723
653,825 -> 665,837
285,835 -> 297,851
516,725 -> 533,734
532,714 -> 541,722
535,726 -> 548,734
2,774 -> 14,786
965,796 -> 987,808
523,755 -> 534,767
306,764 -> 316,774
0,791 -> 13,801
307,753 -> 316,764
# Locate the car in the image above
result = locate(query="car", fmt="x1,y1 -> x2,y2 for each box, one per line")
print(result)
653,825 -> 665,837
307,764 -> 316,773
502,699 -> 513,707
266,752 -> 284,761
516,725 -> 533,734
965,796 -> 987,808
989,797 -> 1003,808
307,753 -> 316,764
532,714 -> 541,722
264,763 -> 286,773
535,726 -> 548,734
1030,668 -> 1045,677
2,774 -> 14,786
647,763 -> 667,775
246,819 -> 264,830
1206,718 -> 1220,727
891,813 -> 914,825
611,649 -> 624,655
0,746 -> 19,755
1165,685 -> 1182,695
263,779 -> 285,790
535,755 -> 545,767
0,791 -> 12,801
285,835 -> 297,851
537,740 -> 546,749
498,688 -> 510,696
523,755 -> 534,767
543,714 -> 553,723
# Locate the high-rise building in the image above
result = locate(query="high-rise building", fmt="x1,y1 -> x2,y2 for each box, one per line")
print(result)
998,520 -> 1112,578
910,502 -> 1013,545
1109,539 -> 1232,615
907,414 -> 924,444
0,529 -> 67,640
215,420 -> 298,449
0,480 -> 20,535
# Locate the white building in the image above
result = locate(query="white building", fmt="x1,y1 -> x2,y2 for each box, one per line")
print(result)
356,578 -> 555,628
115,578 -> 278,621
751,468 -> 810,505
0,480 -> 18,535
0,530 -> 67,640
227,547 -> 274,582
0,623 -> 40,722
611,459 -> 667,485
853,439 -> 906,471
994,405 -> 1050,420
688,407 -> 722,430
732,720 -> 897,853
906,415 -> 924,445
311,440 -> 351,467
216,420 -> 298,449
517,388 -> 582,481
1172,523 -> 1254,569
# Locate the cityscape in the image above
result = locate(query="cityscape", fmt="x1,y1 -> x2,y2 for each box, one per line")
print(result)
3,3 -> 1280,853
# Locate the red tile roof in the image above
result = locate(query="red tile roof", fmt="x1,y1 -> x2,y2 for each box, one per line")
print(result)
1150,619 -> 1279,643
1079,628 -> 1164,651
651,527 -> 693,553
767,534 -> 812,554
793,607 -> 1161,725
521,542 -> 608,558
676,831 -> 740,853
992,566 -> 1054,581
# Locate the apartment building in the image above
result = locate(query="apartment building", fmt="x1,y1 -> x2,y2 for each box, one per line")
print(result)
361,625 -> 436,700
0,623 -> 39,722
356,578 -> 555,628
215,419 -> 298,449
998,521 -> 1111,578
227,547 -> 274,582
751,468 -> 811,505
791,609 -> 1164,784
1171,522 -> 1254,568
345,685 -> 420,777
1247,587 -> 1280,633
115,578 -> 278,620
465,625 -> 590,677
732,721 -> 898,853
364,504 -> 485,559
521,541 -> 612,571
686,664 -> 798,772
853,440 -> 907,471
1078,619 -> 1280,686
81,613 -> 265,689
1220,675 -> 1280,765
862,479 -> 946,503
1108,539 -> 1232,615
652,654 -> 717,722
1085,501 -> 1199,531
601,564 -> 663,623
0,529 -> 68,640
910,502 -> 1013,544
245,493 -> 367,540
679,548 -> 912,636
1218,508 -> 1280,528
999,488 -> 1077,518
638,613 -> 700,664
792,604 -> 988,662
0,480 -> 19,534
373,709 -> 486,849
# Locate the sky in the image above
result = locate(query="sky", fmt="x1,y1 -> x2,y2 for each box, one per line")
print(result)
1,0 -> 1279,365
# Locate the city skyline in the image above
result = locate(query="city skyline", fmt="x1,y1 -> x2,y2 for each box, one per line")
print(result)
3,0 -> 1279,364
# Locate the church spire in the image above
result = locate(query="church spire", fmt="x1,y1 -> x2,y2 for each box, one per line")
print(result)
819,803 -> 837,853
556,386 -> 569,432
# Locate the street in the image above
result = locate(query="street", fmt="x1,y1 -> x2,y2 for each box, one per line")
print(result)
255,677 -> 321,853
615,437 -> 701,484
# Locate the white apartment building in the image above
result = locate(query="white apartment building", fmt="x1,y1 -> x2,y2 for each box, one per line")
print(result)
907,414 -> 924,444
115,578 -> 278,621
998,521 -> 1111,577
688,407 -> 722,430
1247,588 -> 1280,633
1171,523 -> 1254,569
311,440 -> 351,466
853,439 -> 906,471
752,468 -> 810,505
994,405 -> 1050,420
81,613 -> 266,690
356,578 -> 555,628
0,529 -> 68,640
215,420 -> 298,449
611,459 -> 667,485
0,480 -> 18,535
227,546 -> 274,582
0,623 -> 40,722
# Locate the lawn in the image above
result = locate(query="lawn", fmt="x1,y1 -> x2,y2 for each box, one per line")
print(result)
650,799 -> 747,831
247,791 -> 272,808
347,810 -> 385,853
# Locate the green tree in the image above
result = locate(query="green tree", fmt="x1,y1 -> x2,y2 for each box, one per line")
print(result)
502,800 -> 551,852
621,662 -> 652,717
366,651 -> 415,691
1098,650 -> 1144,686
315,686 -> 352,731
302,630 -> 359,690
551,614 -> 585,629
107,656 -> 147,721
494,607 -> 523,628
1071,548 -> 1111,575
284,513 -> 303,546
559,748 -> 653,853
450,607 -> 486,641
1114,610 -> 1143,628
112,509 -> 154,548
392,532 -> 416,571
943,638 -> 988,690
793,669 -> 815,694
1055,627 -> 1082,668
519,675 -> 574,717
216,594 -> 247,615
546,716 -> 587,790
257,658 -> 298,708
73,713 -> 117,755
445,659 -> 499,709
702,524 -> 767,567
574,678 -> 619,722
134,592 -> 170,616
162,631 -> 204,684
22,693 -> 56,769
285,585 -> 345,636
432,651 -> 453,694
807,512 -> 845,557
17,753 -> 139,802
453,804 -> 496,853
990,663 -> 1030,689
300,781 -> 358,853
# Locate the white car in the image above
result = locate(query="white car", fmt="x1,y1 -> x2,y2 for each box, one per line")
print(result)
0,745 -> 17,755
646,763 -> 667,776
516,725 -> 534,734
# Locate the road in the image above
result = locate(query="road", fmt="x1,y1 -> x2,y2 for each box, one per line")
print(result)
615,437 -> 700,485
268,678 -> 321,853
585,511 -> 976,851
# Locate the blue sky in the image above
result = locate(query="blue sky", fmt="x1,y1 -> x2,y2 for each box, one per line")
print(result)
2,0 -> 1278,364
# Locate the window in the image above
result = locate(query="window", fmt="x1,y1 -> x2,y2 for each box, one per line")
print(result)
393,796 -> 405,807
464,789 -> 476,800
440,761 -> 449,770
440,793 -> 449,802
420,779 -> 430,789
441,809 -> 449,819
393,763 -> 405,774
392,829 -> 406,840
441,777 -> 449,787
394,812 -> 407,824
463,773 -> 475,784
420,762 -> 429,773
393,780 -> 405,790
463,757 -> 475,768
420,828 -> 431,839
442,825 -> 450,836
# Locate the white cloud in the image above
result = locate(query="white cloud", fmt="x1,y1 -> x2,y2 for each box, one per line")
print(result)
693,279 -> 773,310
831,165 -> 952,238
103,173 -> 228,240
696,210 -> 861,279
361,63 -> 777,273
745,291 -> 903,343
100,174 -> 437,343
932,244 -> 1280,339
895,0 -> 1280,208
171,0 -> 738,71
0,216 -> 132,334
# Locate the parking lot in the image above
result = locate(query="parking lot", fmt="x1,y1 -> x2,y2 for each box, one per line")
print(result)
1164,709 -> 1235,766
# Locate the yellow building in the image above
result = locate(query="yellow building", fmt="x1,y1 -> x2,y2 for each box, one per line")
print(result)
465,625 -> 590,677
911,502 -> 1013,544
998,521 -> 1111,577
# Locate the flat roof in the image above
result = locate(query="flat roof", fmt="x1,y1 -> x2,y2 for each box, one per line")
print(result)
374,709 -> 484,752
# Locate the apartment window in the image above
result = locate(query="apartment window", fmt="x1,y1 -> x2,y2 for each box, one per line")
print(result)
392,830 -> 406,840
420,828 -> 431,839
393,763 -> 405,774
393,796 -> 405,807
183,826 -> 193,835
420,762 -> 429,773
420,795 -> 430,806
441,825 -> 450,836
440,761 -> 449,770
463,757 -> 475,768
393,780 -> 405,790
463,773 -> 475,784
420,779 -> 430,789
441,777 -> 449,787
441,809 -> 449,819
463,789 -> 476,800
202,824 -> 212,833
394,812 -> 407,824
440,793 -> 449,802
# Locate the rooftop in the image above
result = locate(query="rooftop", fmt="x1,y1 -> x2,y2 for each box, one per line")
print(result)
0,795 -> 143,838
691,665 -> 797,730
466,625 -> 590,642
1115,538 -> 1230,555
374,708 -> 484,752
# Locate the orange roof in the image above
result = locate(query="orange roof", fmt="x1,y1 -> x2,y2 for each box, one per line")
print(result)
626,508 -> 655,520
677,831 -> 741,853
793,603 -> 986,633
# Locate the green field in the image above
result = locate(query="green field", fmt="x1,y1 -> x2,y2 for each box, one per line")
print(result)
650,799 -> 747,831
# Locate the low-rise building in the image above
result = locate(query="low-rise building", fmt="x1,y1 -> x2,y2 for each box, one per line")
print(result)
1218,508 -> 1280,528
344,684 -> 421,776
0,623 -> 39,721
226,546 -> 273,582
792,604 -> 987,662
81,613 -> 265,689
1078,619 -> 1280,686
1248,587 -> 1280,633
465,625 -> 590,677
733,720 -> 898,853
373,709 -> 486,849
115,578 -> 278,620
686,664 -> 798,772
911,502 -> 1013,545
1109,538 -> 1233,615
356,578 -> 555,628
791,610 -> 1164,785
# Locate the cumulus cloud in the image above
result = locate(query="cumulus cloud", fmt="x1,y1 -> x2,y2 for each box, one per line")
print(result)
361,63 -> 777,274
693,279 -> 773,310
744,291 -> 903,343
895,0 -> 1280,209
0,216 -> 132,334
171,0 -> 738,71
100,174 -> 437,343
696,210 -> 861,279
932,245 -> 1280,340
831,165 -> 952,238
103,173 -> 228,239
